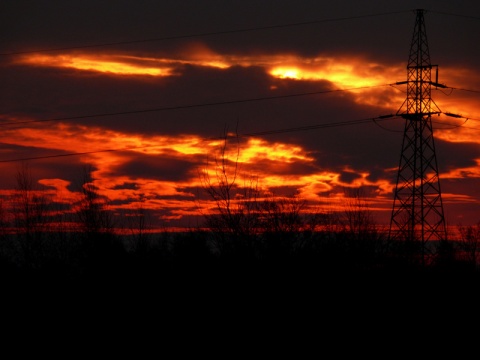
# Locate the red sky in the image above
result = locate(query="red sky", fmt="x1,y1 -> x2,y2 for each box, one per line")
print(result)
1,1 -> 480,232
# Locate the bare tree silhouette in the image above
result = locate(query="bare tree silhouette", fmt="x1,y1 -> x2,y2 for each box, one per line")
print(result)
74,165 -> 115,237
258,193 -> 307,261
124,203 -> 153,254
341,187 -> 376,239
11,163 -> 52,270
457,222 -> 480,270
201,130 -> 260,258
13,163 -> 50,241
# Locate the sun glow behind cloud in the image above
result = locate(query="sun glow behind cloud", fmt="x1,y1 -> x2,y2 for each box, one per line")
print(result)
14,50 -> 411,114
15,47 -> 480,116
269,59 -> 395,88
16,50 -> 402,87
14,47 -> 419,115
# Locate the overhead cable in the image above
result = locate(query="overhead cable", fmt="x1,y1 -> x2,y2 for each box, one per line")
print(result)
0,84 -> 391,128
0,115 -> 399,163
0,10 -> 410,56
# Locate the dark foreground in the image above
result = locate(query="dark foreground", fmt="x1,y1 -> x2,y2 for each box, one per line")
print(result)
2,230 -> 479,291
2,231 -> 479,347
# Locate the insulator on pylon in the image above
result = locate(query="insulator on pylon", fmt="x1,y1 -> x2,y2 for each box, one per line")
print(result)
431,82 -> 447,88
444,112 -> 462,118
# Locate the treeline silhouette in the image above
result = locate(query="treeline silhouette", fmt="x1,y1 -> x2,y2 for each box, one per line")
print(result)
1,160 -> 479,293
1,192 -> 478,289
2,216 -> 479,291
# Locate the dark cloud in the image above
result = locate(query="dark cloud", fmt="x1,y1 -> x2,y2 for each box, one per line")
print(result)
112,152 -> 199,181
339,170 -> 362,184
111,182 -> 139,190
0,143 -> 85,188
436,140 -> 480,171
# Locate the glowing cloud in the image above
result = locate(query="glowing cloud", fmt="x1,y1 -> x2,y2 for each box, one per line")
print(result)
16,48 -> 480,119
16,50 -> 403,89
18,54 -> 174,76
268,56 -> 402,88
238,139 -> 314,163
13,49 -> 414,112
0,123 -> 319,205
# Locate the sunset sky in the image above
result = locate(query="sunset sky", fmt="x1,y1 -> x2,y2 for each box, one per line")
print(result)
1,0 -> 480,231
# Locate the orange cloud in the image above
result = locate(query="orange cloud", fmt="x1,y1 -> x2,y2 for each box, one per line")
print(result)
237,138 -> 314,164
17,54 -> 175,76
15,49 -> 401,86
2,124 -> 209,156
440,159 -> 480,180
15,46 -> 479,119
13,47 -> 418,112
7,46 -> 480,227
269,56 -> 402,88
1,122 -> 326,215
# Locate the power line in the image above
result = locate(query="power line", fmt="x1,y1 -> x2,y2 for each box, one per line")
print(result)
449,86 -> 480,94
0,111 -> 477,164
391,83 -> 480,122
0,115 -> 400,163
394,83 -> 480,95
239,116 -> 393,137
3,80 -> 476,132
428,10 -> 480,21
0,84 -> 391,128
432,118 -> 480,130
0,10 -> 410,56
437,110 -> 480,124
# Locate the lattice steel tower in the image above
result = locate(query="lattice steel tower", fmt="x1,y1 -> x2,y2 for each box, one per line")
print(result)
389,9 -> 447,257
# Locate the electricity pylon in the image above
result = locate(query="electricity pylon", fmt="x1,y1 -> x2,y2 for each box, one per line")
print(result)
389,9 -> 447,263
